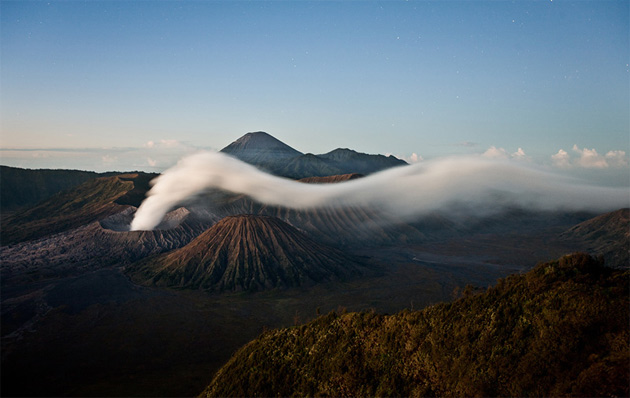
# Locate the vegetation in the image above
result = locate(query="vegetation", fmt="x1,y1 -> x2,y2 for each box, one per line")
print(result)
202,253 -> 629,397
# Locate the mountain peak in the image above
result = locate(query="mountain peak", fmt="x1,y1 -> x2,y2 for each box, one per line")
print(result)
221,131 -> 302,154
220,132 -> 303,165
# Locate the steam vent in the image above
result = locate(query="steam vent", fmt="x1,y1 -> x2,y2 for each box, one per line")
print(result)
127,215 -> 364,291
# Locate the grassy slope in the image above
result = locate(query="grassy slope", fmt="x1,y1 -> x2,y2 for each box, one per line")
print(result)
203,253 -> 629,397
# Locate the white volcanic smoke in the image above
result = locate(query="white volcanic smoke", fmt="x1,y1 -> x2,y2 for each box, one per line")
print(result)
130,151 -> 629,231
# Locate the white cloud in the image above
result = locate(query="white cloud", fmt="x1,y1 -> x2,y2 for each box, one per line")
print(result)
482,146 -> 529,161
147,157 -> 157,167
572,145 -> 608,169
482,146 -> 509,159
511,148 -> 530,161
551,149 -> 571,169
405,153 -> 423,163
605,150 -> 628,168
551,145 -> 629,169
131,151 -> 630,231
145,139 -> 182,149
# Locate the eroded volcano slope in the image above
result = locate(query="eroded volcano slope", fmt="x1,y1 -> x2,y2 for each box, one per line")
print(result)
127,214 -> 366,291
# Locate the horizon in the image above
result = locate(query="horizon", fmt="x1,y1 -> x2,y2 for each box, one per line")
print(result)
1,1 -> 628,185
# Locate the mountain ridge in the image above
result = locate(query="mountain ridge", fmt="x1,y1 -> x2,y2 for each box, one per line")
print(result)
220,131 -> 407,178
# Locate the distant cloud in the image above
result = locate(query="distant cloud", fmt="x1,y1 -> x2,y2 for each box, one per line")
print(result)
551,145 -> 629,169
482,146 -> 531,161
456,141 -> 479,148
147,157 -> 157,167
605,150 -> 628,168
145,139 -> 183,149
572,145 -> 608,169
551,149 -> 571,169
482,146 -> 509,159
102,155 -> 118,164
406,153 -> 423,163
511,148 -> 530,161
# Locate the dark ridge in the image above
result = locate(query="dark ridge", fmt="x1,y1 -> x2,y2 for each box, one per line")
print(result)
299,173 -> 364,184
0,166 -> 101,212
127,214 -> 365,292
276,153 -> 343,179
1,175 -> 144,245
317,147 -> 408,174
202,253 -> 629,397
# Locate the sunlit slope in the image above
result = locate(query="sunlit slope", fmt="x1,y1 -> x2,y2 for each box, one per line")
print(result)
1,173 -> 153,245
203,253 -> 629,397
127,214 -> 366,291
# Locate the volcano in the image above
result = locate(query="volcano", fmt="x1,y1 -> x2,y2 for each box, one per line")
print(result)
127,215 -> 365,291
220,131 -> 303,165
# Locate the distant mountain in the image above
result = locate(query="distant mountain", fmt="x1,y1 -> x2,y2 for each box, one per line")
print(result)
0,166 -> 107,212
299,173 -> 363,184
127,214 -> 365,292
0,173 -> 155,245
318,148 -> 407,175
276,153 -> 343,179
220,131 -> 303,169
220,131 -> 407,178
562,208 -> 629,268
202,253 -> 629,397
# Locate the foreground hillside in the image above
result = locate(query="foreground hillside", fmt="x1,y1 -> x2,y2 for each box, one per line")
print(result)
203,253 -> 629,397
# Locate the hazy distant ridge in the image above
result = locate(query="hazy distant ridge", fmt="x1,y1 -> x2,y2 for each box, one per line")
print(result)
220,131 -> 407,178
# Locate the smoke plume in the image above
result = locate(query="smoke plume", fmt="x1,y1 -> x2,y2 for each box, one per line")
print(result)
130,151 -> 629,231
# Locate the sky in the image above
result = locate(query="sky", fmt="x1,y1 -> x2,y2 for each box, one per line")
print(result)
1,0 -> 628,184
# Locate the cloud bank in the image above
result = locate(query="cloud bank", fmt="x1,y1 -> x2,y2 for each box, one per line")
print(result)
552,145 -> 628,169
130,151 -> 629,231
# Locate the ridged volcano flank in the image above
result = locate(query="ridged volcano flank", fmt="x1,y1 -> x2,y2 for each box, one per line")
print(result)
128,215 -> 363,291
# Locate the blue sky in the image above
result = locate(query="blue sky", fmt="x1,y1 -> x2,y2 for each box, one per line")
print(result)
1,1 -> 628,182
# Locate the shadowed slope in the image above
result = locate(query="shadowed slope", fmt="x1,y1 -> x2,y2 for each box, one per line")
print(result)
202,253 -> 629,397
0,174 -> 149,245
299,173 -> 364,184
562,208 -> 629,268
128,215 -> 365,291
0,166 -> 104,212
